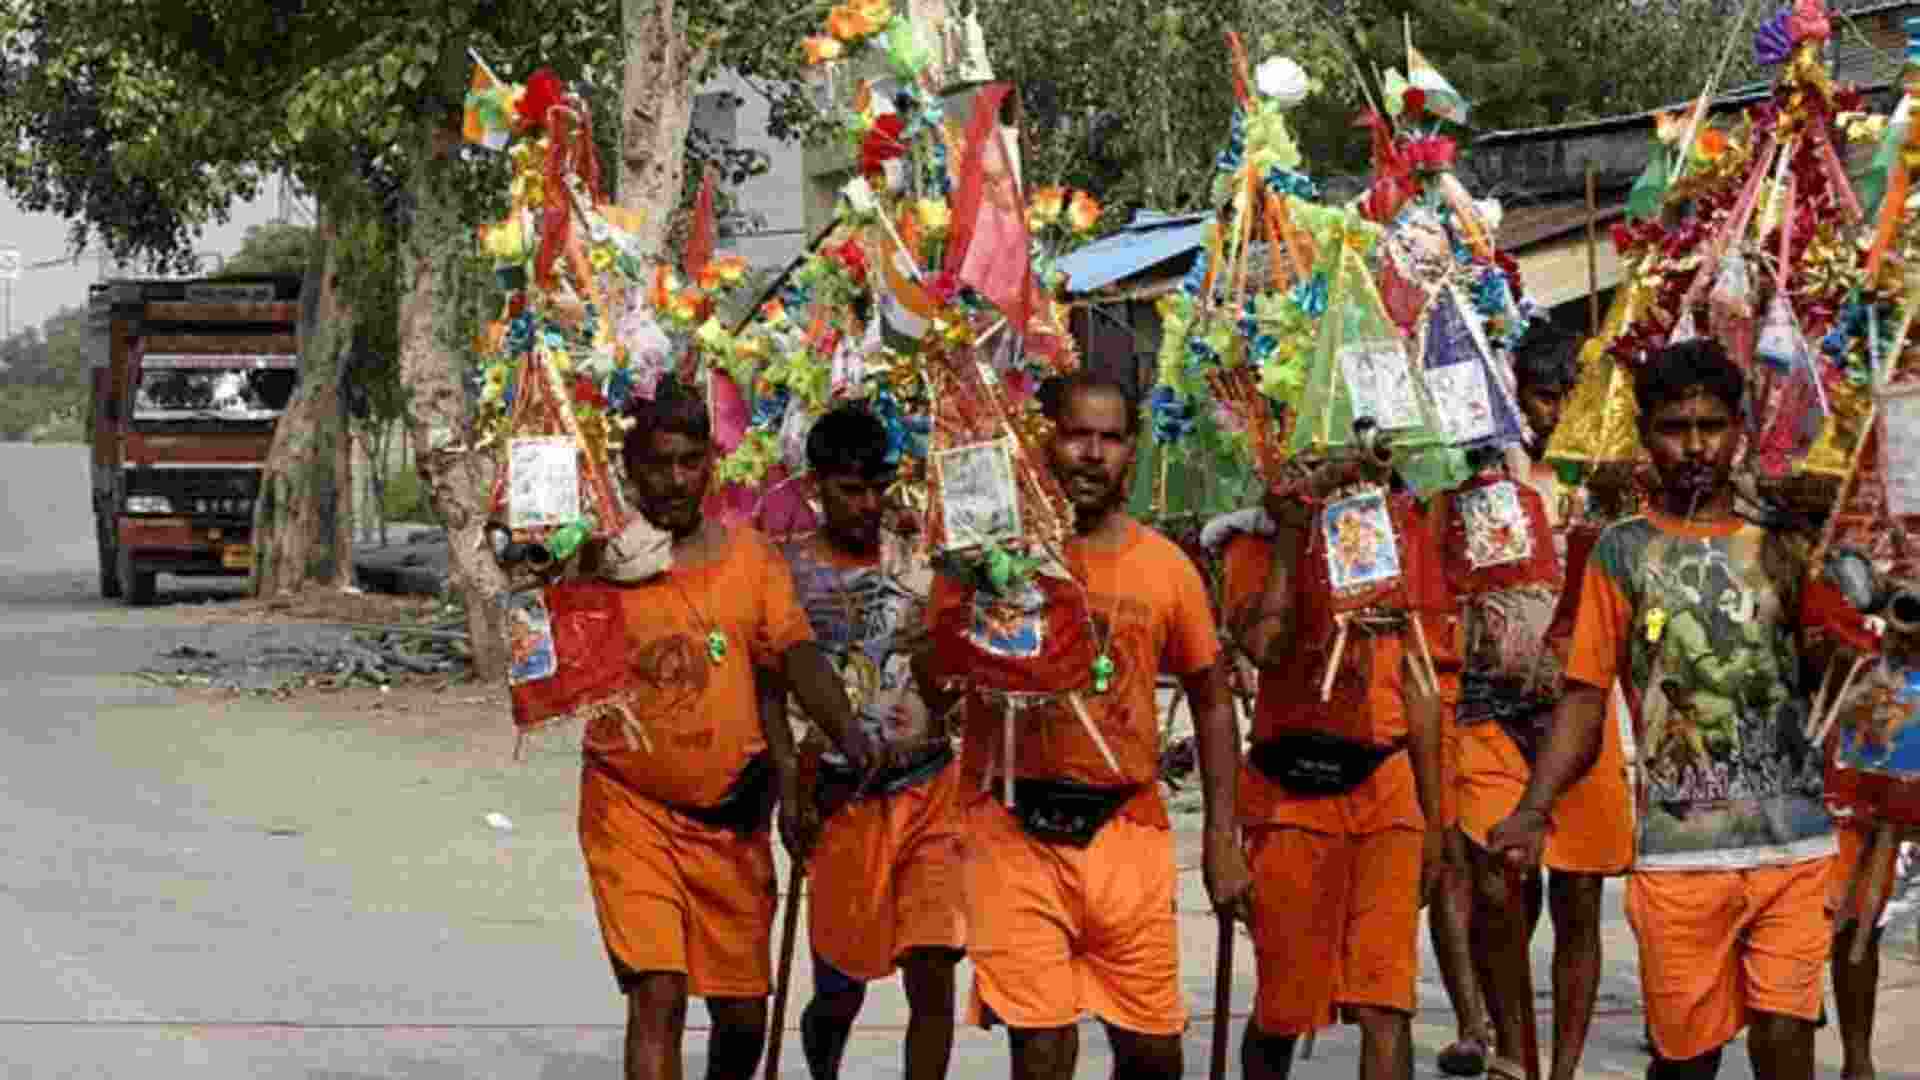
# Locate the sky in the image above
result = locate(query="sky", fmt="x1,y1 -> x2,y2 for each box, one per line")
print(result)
0,180 -> 307,337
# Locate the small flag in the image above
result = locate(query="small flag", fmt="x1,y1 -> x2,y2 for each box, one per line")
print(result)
947,83 -> 1034,338
462,62 -> 510,151
875,228 -> 936,351
685,168 -> 717,278
1406,45 -> 1470,126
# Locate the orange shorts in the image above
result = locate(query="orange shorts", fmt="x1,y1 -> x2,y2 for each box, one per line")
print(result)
1625,858 -> 1834,1061
1245,824 -> 1422,1035
578,765 -> 776,998
960,796 -> 1185,1036
809,759 -> 966,981
1828,822 -> 1902,929
1454,711 -> 1633,875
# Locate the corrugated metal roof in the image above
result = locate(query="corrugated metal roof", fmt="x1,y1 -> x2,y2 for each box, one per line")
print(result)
1057,212 -> 1210,296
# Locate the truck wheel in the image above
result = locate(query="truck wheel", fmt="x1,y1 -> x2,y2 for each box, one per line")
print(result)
117,546 -> 157,606
97,521 -> 122,599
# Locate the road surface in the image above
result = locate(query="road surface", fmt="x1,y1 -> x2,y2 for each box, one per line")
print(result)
2,443 -> 1916,1077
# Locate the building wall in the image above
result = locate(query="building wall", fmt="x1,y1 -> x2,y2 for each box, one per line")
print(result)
694,72 -> 811,275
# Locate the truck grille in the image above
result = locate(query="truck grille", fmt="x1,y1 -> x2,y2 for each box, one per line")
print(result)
125,467 -> 262,519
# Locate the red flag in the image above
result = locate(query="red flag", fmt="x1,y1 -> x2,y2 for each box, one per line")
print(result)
685,167 -> 717,277
946,83 -> 1032,335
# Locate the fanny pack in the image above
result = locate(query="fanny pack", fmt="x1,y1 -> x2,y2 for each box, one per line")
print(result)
1248,732 -> 1405,796
672,752 -> 776,837
816,741 -> 956,817
1010,778 -> 1139,848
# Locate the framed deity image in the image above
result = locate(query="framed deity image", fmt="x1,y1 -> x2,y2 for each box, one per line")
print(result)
935,438 -> 1022,551
507,436 -> 581,528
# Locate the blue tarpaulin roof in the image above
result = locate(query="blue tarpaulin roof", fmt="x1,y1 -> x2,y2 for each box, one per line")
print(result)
1056,211 -> 1209,297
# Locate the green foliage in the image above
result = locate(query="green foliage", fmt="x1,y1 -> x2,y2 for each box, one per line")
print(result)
380,461 -> 435,522
220,223 -> 316,276
979,0 -> 1786,212
0,306 -> 91,442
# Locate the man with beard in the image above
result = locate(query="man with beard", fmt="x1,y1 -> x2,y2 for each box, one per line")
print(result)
921,374 -> 1252,1080
1451,324 -> 1634,1080
584,378 -> 873,1080
1489,340 -> 1841,1080
761,405 -> 965,1080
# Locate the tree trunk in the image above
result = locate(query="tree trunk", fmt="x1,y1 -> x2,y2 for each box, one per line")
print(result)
253,205 -> 349,597
398,42 -> 513,681
333,419 -> 354,589
619,0 -> 704,249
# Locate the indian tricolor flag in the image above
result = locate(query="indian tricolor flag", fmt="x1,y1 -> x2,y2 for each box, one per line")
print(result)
462,61 -> 511,152
1406,45 -> 1469,126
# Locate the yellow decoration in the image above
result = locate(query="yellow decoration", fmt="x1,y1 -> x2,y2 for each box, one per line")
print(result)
1645,608 -> 1668,643
1546,285 -> 1645,467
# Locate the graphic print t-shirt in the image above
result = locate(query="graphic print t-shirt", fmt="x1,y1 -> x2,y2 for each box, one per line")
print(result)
1566,513 -> 1832,870
780,533 -> 933,756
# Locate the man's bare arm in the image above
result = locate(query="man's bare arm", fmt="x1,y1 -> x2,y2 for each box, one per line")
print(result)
1235,523 -> 1308,672
1182,661 -> 1242,837
1515,684 -> 1607,816
781,641 -> 871,769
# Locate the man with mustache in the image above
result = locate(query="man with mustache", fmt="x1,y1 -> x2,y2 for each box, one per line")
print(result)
1489,340 -> 1842,1080
921,374 -> 1252,1080
762,404 -> 965,1080
583,378 -> 873,1080
1450,323 -> 1634,1080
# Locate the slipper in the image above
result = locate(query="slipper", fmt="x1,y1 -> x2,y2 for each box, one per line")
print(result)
1438,1038 -> 1489,1077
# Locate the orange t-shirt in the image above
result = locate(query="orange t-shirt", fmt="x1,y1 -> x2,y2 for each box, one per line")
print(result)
584,526 -> 813,810
930,519 -> 1221,827
1222,532 -> 1426,834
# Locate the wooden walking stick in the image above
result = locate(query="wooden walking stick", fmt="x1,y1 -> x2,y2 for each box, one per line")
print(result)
764,862 -> 807,1080
1210,911 -> 1236,1080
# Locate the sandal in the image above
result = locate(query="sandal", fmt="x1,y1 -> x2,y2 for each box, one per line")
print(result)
1438,1038 -> 1489,1077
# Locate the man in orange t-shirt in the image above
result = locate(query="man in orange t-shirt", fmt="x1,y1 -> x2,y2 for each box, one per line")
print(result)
922,375 -> 1251,1080
761,405 -> 965,1080
1490,341 -> 1837,1080
583,379 -> 872,1080
1225,472 -> 1447,1080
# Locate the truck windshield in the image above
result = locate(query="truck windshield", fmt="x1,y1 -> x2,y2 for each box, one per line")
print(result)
133,368 -> 296,422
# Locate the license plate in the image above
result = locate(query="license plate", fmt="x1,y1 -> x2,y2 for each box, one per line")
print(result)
221,544 -> 253,570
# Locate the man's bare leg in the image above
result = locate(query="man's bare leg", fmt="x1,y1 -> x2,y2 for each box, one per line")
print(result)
1103,1024 -> 1183,1080
1833,923 -> 1882,1080
1747,1011 -> 1816,1080
1547,872 -> 1605,1080
1008,1024 -> 1079,1080
799,956 -> 867,1080
626,972 -> 691,1080
900,946 -> 962,1080
1647,1045 -> 1723,1080
1435,832 -> 1493,1075
1242,1025 -> 1299,1080
705,997 -> 770,1080
1467,838 -> 1540,1069
1353,1005 -> 1415,1080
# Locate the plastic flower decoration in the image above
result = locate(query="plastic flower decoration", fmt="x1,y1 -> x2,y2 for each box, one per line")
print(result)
1027,187 -> 1066,229
804,35 -> 845,65
1066,191 -> 1101,233
1254,57 -> 1312,109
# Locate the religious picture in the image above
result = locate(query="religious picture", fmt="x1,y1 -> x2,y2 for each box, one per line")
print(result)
1459,480 -> 1534,569
1338,341 -> 1422,431
504,589 -> 558,685
966,580 -> 1047,660
936,439 -> 1022,550
1322,490 -> 1402,593
1426,361 -> 1497,444
508,436 -> 581,529
1834,660 -> 1920,780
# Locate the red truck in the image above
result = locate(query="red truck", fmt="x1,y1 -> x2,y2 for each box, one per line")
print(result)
88,276 -> 302,604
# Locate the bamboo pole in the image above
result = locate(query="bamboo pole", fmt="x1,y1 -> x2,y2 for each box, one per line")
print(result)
1586,163 -> 1601,337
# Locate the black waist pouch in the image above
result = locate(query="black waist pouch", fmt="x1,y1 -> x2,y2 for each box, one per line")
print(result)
1248,732 -> 1405,796
674,752 -> 776,836
816,741 -> 956,817
1010,778 -> 1138,848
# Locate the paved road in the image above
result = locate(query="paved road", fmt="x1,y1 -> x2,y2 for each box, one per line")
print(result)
2,443 -> 1917,1078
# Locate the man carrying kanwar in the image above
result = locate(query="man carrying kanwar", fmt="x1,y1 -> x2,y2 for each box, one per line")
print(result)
581,378 -> 876,1080
1450,321 -> 1634,1080
1490,339 -> 1853,1080
920,373 -> 1253,1080
761,404 -> 965,1080
1224,427 -> 1449,1080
